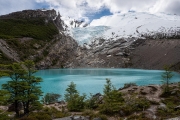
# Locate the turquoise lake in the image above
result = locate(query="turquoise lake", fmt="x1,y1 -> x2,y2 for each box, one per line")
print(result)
0,68 -> 180,98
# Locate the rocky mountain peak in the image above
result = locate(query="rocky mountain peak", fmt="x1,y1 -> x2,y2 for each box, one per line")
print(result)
0,9 -> 57,19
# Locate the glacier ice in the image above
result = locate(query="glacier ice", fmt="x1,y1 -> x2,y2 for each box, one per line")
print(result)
67,26 -> 111,45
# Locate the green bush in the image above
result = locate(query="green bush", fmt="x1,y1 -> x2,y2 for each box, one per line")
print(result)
127,113 -> 151,120
42,93 -> 61,104
20,107 -> 69,120
120,96 -> 150,116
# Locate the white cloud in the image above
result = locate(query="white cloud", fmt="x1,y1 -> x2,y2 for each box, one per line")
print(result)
0,0 -> 180,22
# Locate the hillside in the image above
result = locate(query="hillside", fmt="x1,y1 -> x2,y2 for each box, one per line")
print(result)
0,9 -> 78,69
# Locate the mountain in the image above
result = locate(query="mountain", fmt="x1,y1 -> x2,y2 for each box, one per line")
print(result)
66,12 -> 180,46
0,9 -> 78,69
0,9 -> 179,71
63,12 -> 180,71
60,16 -> 89,31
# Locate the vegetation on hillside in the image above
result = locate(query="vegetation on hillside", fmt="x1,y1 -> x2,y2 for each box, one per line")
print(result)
0,18 -> 58,40
0,17 -> 60,64
0,50 -> 13,64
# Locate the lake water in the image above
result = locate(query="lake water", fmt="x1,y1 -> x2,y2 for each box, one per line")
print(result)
0,68 -> 180,98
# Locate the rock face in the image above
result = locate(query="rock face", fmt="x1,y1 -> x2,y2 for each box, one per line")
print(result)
129,39 -> 180,70
64,38 -> 135,68
36,35 -> 78,69
63,37 -> 180,71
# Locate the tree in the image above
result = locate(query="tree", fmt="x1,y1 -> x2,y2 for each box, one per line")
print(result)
0,90 -> 10,105
85,93 -> 99,109
1,60 -> 43,116
42,93 -> 61,104
103,78 -> 114,96
101,79 -> 124,115
21,60 -> 43,115
161,65 -> 174,93
2,62 -> 26,117
64,82 -> 86,111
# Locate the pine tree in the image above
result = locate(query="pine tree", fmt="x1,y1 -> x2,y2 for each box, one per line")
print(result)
64,82 -> 86,111
161,65 -> 174,93
101,79 -> 124,115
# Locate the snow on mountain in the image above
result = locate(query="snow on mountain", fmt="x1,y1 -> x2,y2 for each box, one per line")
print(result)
64,12 -> 180,45
61,16 -> 89,29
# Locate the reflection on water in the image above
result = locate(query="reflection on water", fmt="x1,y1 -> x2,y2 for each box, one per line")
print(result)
0,68 -> 180,97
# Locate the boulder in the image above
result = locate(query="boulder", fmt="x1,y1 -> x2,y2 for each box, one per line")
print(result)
158,103 -> 167,110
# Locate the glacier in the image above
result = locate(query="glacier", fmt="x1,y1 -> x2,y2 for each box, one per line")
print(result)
64,12 -> 180,46
66,26 -> 110,45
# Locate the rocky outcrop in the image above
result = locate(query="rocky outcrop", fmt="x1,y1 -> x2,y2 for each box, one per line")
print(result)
36,35 -> 78,69
0,39 -> 20,62
0,9 -> 57,19
0,9 -> 64,31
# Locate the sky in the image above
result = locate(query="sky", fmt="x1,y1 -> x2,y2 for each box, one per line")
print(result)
0,0 -> 180,22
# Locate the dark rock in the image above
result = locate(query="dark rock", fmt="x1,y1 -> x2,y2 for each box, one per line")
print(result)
158,103 -> 167,110
174,105 -> 180,111
93,118 -> 101,120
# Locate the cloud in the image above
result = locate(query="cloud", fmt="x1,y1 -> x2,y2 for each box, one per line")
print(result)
161,0 -> 180,15
35,0 -> 180,21
0,0 -> 180,22
0,0 -> 36,15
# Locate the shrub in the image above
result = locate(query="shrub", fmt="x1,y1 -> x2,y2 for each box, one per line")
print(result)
42,93 -> 61,104
120,96 -> 150,116
82,110 -> 107,120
